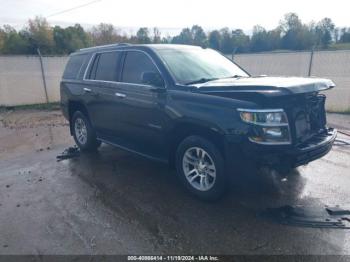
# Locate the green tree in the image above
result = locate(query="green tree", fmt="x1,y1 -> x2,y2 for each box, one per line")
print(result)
315,18 -> 335,48
161,36 -> 172,43
53,24 -> 91,54
0,27 -> 5,52
219,28 -> 233,54
27,16 -> 54,54
267,28 -> 282,50
250,26 -> 282,52
0,25 -> 31,54
171,25 -> 207,47
191,25 -> 207,47
231,29 -> 250,53
136,27 -> 151,44
250,25 -> 269,52
153,27 -> 161,43
208,30 -> 221,50
340,28 -> 350,42
280,13 -> 314,50
90,23 -> 121,46
171,28 -> 192,44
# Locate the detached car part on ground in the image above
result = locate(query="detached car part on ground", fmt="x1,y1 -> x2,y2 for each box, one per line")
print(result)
60,44 -> 337,200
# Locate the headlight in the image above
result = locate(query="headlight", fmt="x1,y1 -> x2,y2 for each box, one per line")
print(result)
238,109 -> 288,125
237,108 -> 291,145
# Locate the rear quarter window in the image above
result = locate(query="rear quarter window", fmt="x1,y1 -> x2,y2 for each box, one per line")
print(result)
63,54 -> 88,79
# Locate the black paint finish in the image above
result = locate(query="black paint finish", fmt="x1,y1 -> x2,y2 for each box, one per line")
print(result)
60,44 -> 336,169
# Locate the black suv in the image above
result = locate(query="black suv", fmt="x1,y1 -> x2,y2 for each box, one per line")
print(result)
60,44 -> 337,200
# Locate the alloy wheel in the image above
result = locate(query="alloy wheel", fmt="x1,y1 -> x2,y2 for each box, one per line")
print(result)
182,147 -> 216,191
74,118 -> 88,145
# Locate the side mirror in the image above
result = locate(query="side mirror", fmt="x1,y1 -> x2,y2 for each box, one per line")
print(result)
141,72 -> 165,88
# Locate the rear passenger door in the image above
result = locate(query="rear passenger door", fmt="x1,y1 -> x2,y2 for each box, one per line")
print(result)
84,50 -> 124,135
116,50 -> 167,158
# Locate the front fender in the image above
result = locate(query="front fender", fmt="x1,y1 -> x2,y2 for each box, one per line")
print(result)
165,89 -> 257,136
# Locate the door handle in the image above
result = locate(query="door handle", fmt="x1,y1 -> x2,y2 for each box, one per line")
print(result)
115,92 -> 126,98
83,87 -> 99,97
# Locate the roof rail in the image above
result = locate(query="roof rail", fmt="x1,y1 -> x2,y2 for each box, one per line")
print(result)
79,43 -> 132,52
117,43 -> 131,46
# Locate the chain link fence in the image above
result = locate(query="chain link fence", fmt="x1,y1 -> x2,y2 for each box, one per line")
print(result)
0,50 -> 349,112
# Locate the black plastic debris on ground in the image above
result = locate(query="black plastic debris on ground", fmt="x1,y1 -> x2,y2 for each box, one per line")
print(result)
56,146 -> 80,162
262,205 -> 350,229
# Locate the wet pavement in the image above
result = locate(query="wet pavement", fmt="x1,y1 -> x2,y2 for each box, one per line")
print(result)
0,109 -> 350,255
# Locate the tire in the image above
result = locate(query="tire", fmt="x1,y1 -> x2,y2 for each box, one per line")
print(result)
71,111 -> 101,151
175,135 -> 228,201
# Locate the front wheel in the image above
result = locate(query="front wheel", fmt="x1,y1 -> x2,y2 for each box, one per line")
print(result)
71,111 -> 101,151
175,136 -> 228,201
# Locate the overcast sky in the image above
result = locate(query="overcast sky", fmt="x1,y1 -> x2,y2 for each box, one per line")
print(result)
0,0 -> 349,35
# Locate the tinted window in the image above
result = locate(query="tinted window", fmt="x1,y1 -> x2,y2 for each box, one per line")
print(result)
122,51 -> 159,84
88,54 -> 100,80
63,54 -> 87,79
89,51 -> 120,81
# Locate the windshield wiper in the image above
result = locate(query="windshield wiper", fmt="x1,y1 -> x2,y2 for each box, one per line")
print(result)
185,77 -> 219,85
222,75 -> 245,79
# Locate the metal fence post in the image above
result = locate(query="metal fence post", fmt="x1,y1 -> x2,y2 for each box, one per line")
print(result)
37,48 -> 49,104
308,48 -> 314,77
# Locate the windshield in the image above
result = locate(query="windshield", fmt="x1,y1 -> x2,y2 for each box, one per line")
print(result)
156,47 -> 249,85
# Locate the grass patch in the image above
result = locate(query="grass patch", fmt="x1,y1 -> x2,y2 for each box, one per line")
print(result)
0,102 -> 60,112
328,43 -> 350,51
326,108 -> 350,115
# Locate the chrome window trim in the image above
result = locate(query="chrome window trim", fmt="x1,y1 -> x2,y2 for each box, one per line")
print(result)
82,52 -> 98,80
237,108 -> 284,113
76,53 -> 90,80
82,49 -> 167,89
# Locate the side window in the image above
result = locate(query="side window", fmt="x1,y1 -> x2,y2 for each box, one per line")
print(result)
88,51 -> 120,81
122,51 -> 160,85
63,54 -> 87,79
88,54 -> 100,80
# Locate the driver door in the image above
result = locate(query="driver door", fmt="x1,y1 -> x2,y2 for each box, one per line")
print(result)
115,50 -> 168,158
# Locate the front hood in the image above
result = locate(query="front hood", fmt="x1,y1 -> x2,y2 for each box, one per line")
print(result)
193,76 -> 335,97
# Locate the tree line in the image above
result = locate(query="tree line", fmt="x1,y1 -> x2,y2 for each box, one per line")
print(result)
1,13 -> 350,55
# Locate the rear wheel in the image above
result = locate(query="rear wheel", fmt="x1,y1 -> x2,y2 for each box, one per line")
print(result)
71,111 -> 101,151
175,136 -> 228,201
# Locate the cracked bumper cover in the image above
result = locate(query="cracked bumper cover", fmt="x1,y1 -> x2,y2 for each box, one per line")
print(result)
226,128 -> 337,168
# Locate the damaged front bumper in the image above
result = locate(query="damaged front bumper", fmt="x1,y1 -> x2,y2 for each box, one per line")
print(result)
290,128 -> 337,167
227,128 -> 337,169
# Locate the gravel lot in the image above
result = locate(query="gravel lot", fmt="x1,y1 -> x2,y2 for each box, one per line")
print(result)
0,109 -> 350,255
